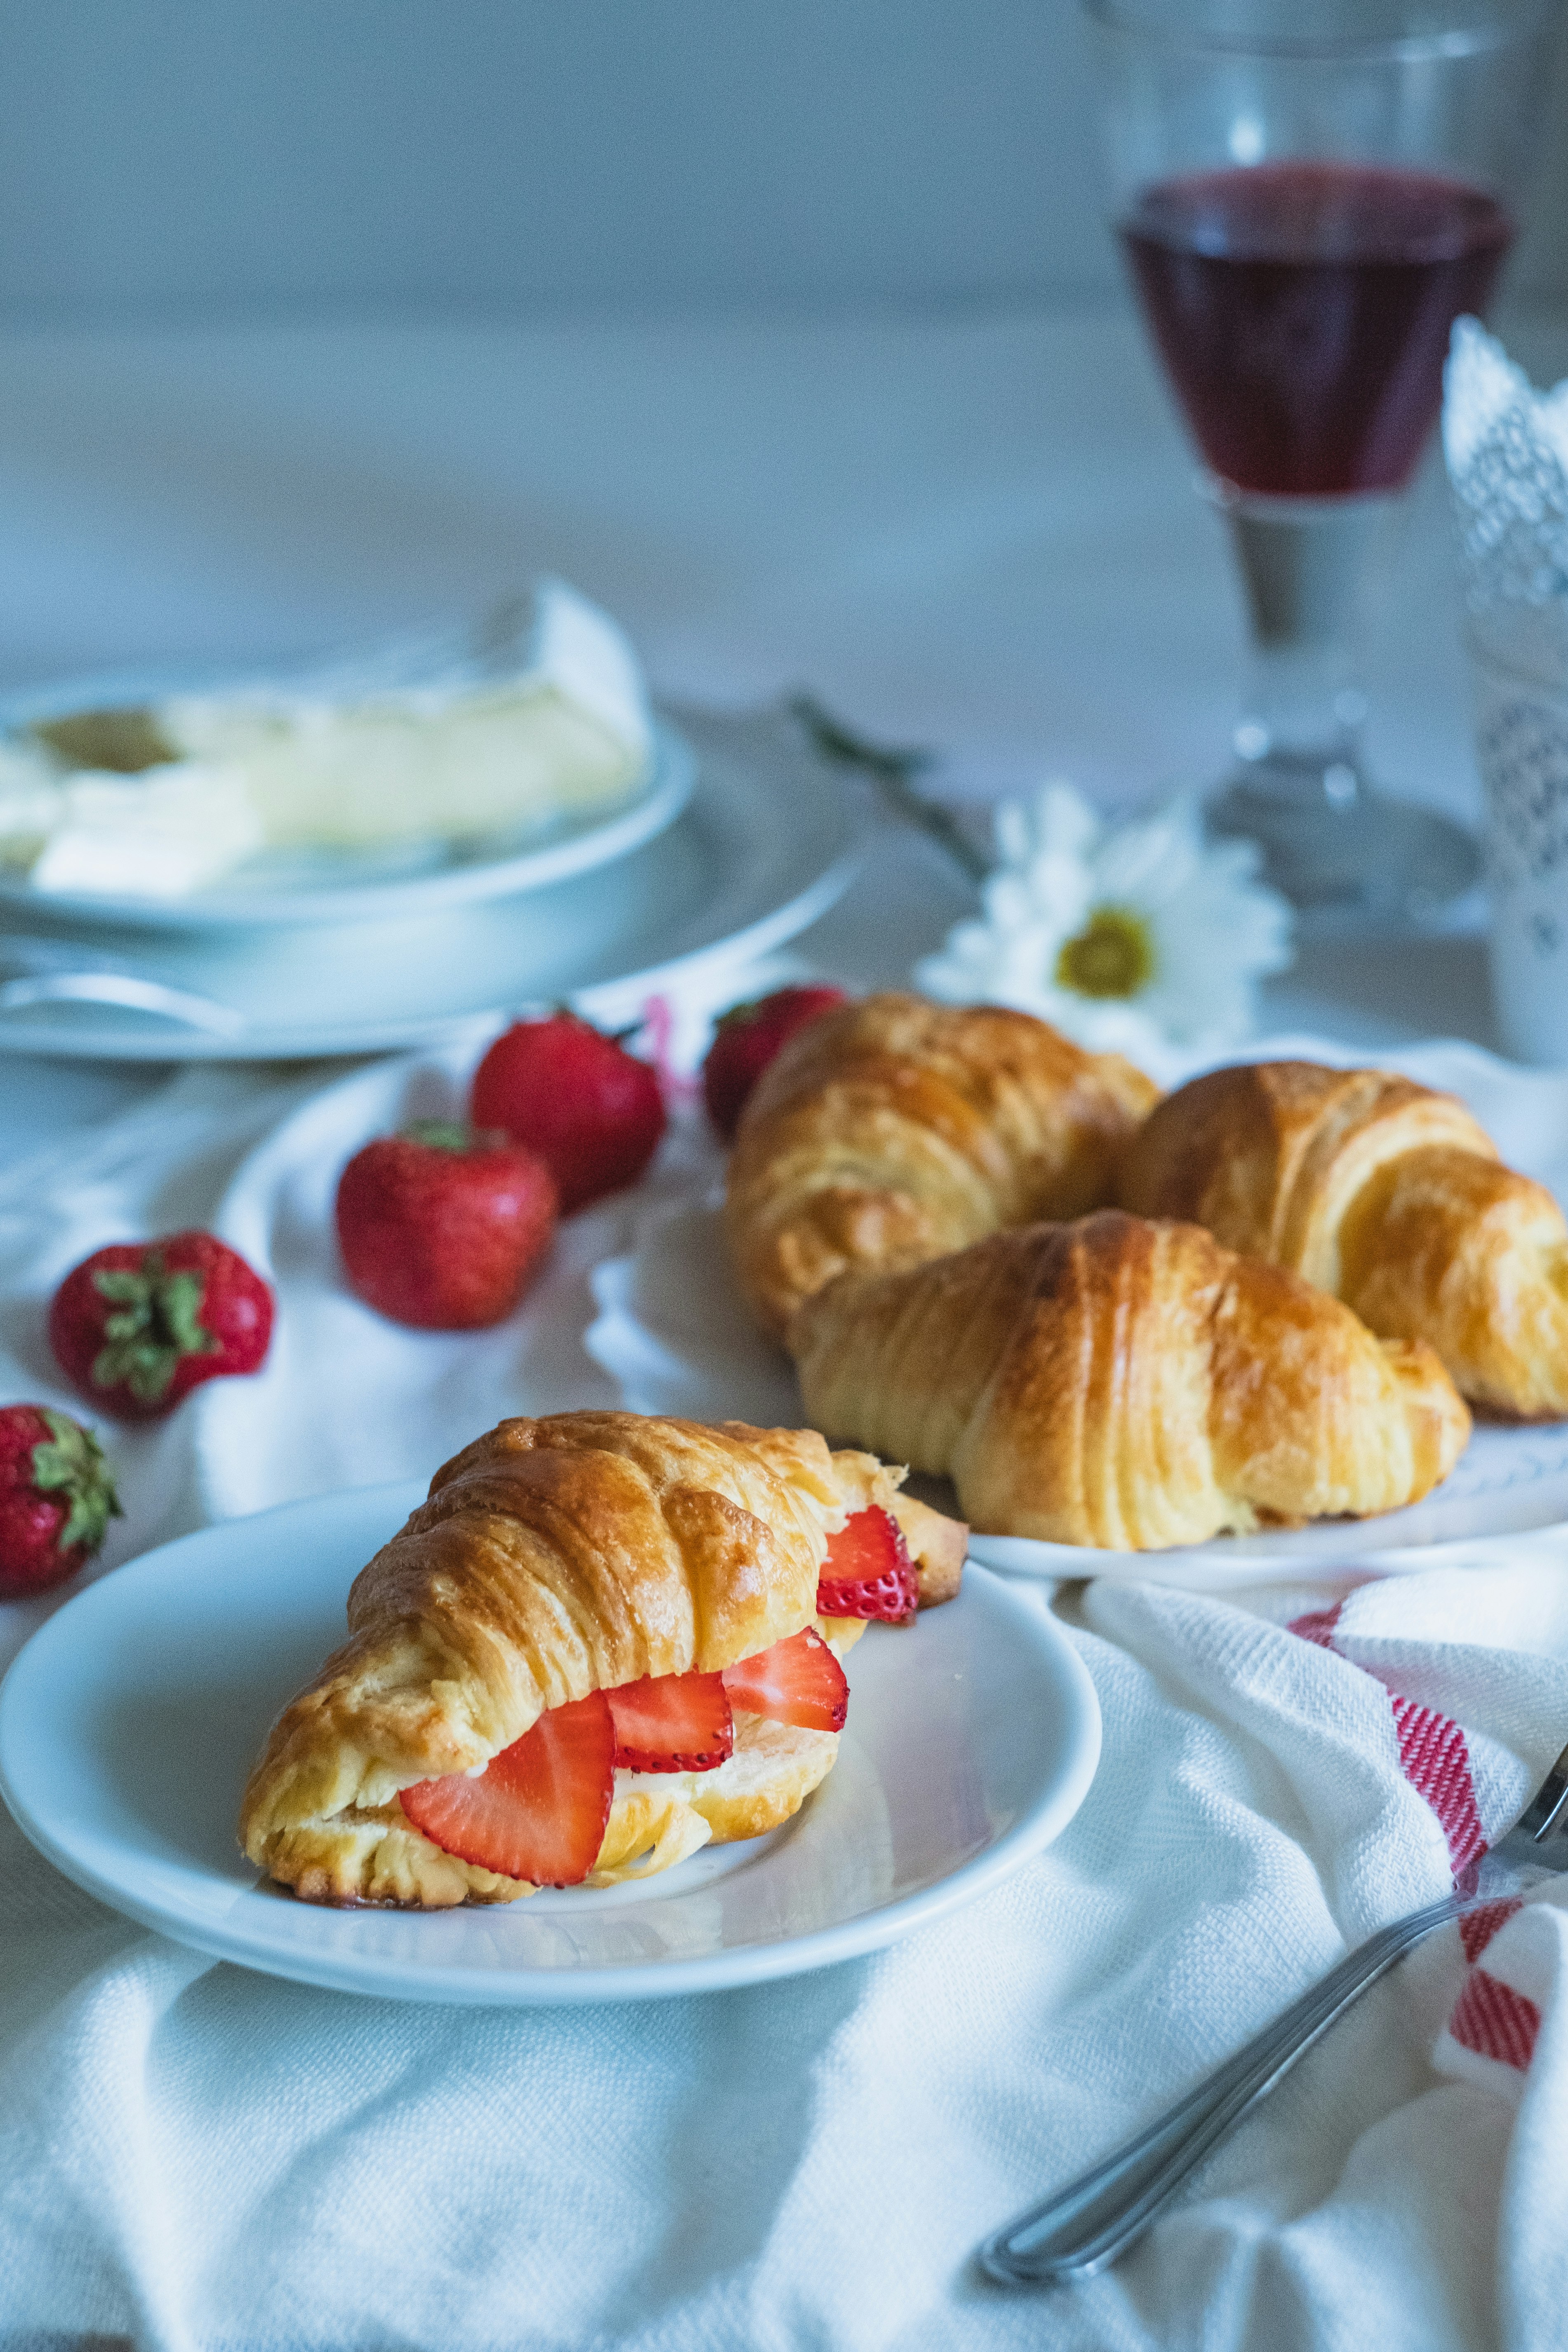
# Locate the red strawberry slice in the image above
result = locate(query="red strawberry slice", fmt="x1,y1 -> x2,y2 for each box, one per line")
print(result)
816,1506 -> 919,1625
400,1689 -> 615,1886
607,1669 -> 734,1773
722,1628 -> 848,1732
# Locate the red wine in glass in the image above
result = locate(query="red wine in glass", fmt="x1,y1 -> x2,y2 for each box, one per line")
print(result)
1122,160 -> 1514,498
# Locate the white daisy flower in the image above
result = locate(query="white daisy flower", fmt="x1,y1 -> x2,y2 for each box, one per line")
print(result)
914,781 -> 1293,1063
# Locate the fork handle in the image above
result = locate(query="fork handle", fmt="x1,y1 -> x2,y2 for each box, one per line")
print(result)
980,1891 -> 1462,2286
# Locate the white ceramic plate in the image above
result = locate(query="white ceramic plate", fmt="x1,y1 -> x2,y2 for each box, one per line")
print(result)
0,706 -> 861,1060
0,667 -> 692,930
585,1035 -> 1568,1592
0,1484 -> 1100,2004
962,1420 -> 1568,1589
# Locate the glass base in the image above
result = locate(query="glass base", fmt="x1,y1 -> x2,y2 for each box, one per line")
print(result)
1206,754 -> 1480,927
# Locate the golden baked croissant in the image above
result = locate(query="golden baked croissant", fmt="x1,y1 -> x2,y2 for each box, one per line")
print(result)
238,1410 -> 957,1908
725,991 -> 1160,1339
788,1210 -> 1469,1550
1117,1060 -> 1568,1420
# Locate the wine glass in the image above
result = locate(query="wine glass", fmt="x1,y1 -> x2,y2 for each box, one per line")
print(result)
1085,0 -> 1558,924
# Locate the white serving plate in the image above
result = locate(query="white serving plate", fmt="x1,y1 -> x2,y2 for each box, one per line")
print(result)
0,1484 -> 1100,2005
0,705 -> 861,1060
0,667 -> 692,930
962,1420 -> 1568,1589
586,1035 -> 1568,1592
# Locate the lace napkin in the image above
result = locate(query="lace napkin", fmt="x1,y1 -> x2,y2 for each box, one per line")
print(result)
1444,320 -> 1568,1062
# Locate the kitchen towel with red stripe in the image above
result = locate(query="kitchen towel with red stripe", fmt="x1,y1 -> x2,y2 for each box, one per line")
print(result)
1083,1561 -> 1568,2112
11,1033 -> 1568,2348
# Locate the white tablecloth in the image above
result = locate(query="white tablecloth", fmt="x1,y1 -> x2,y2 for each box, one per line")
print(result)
8,1036 -> 1568,2351
6,309 -> 1568,2350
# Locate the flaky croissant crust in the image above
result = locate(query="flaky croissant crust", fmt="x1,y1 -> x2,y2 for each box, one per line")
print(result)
725,992 -> 1160,1339
238,1412 -> 903,1907
1118,1060 -> 1568,1419
789,1211 -> 1470,1550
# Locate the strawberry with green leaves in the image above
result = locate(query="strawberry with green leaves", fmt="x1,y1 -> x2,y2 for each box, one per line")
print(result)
49,1231 -> 274,1422
0,1405 -> 121,1598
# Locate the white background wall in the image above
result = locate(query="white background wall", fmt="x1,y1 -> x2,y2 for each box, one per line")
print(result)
0,0 -> 1564,322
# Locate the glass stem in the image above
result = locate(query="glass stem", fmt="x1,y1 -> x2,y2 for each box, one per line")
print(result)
1202,484 -> 1478,923
1221,496 -> 1391,802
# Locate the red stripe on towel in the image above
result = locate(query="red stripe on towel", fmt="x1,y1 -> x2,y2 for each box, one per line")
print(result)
1287,1606 -> 1486,1876
1448,1967 -> 1541,2072
1460,1899 -> 1522,1966
1389,1695 -> 1488,1877
1286,1609 -> 1538,2076
1286,1604 -> 1345,1649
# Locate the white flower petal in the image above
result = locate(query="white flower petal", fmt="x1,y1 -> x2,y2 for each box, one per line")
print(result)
1034,781 -> 1101,863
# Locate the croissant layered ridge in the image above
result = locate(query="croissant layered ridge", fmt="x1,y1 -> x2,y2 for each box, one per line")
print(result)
238,1412 -> 901,1907
1118,1060 -> 1568,1419
724,992 -> 1161,1339
788,1211 -> 1470,1551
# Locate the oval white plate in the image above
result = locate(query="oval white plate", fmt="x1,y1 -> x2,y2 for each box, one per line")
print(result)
585,1034 -> 1568,1592
0,705 -> 861,1060
0,663 -> 692,929
0,1484 -> 1100,2004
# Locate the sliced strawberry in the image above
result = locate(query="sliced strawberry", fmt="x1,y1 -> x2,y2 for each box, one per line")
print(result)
607,1669 -> 734,1773
400,1689 -> 614,1886
816,1506 -> 919,1625
722,1627 -> 849,1732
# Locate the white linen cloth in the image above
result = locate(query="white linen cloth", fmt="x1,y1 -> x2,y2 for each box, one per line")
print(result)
7,1026 -> 1568,2349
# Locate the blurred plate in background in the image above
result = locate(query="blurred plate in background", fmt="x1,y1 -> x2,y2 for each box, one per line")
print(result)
0,705 -> 863,1060
0,667 -> 693,928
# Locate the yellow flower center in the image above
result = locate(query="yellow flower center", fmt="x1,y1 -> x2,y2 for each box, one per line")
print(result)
1054,907 -> 1154,1000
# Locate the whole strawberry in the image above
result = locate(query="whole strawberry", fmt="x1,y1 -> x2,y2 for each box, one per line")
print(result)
0,1404 -> 121,1598
470,1013 -> 665,1213
702,984 -> 850,1142
49,1231 -> 274,1422
336,1123 -> 558,1329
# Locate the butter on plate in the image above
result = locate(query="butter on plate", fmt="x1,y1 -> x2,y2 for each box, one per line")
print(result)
0,579 -> 654,898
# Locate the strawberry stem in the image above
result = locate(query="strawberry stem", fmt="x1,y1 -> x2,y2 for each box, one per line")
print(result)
90,1252 -> 216,1402
31,1410 -> 122,1554
402,1121 -> 473,1153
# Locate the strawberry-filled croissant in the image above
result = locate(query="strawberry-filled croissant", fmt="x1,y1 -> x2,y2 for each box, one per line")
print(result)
788,1211 -> 1469,1551
1117,1060 -> 1568,1420
238,1411 -> 964,1908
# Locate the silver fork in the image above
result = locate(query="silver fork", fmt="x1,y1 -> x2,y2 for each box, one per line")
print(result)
981,1737 -> 1568,2287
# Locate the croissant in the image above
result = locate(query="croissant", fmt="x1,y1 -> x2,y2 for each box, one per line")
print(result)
239,1411 -> 931,1908
788,1210 -> 1469,1550
1117,1060 -> 1568,1420
725,991 -> 1160,1339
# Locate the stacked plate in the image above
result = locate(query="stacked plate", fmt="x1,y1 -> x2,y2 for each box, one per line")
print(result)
0,693 -> 864,1060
